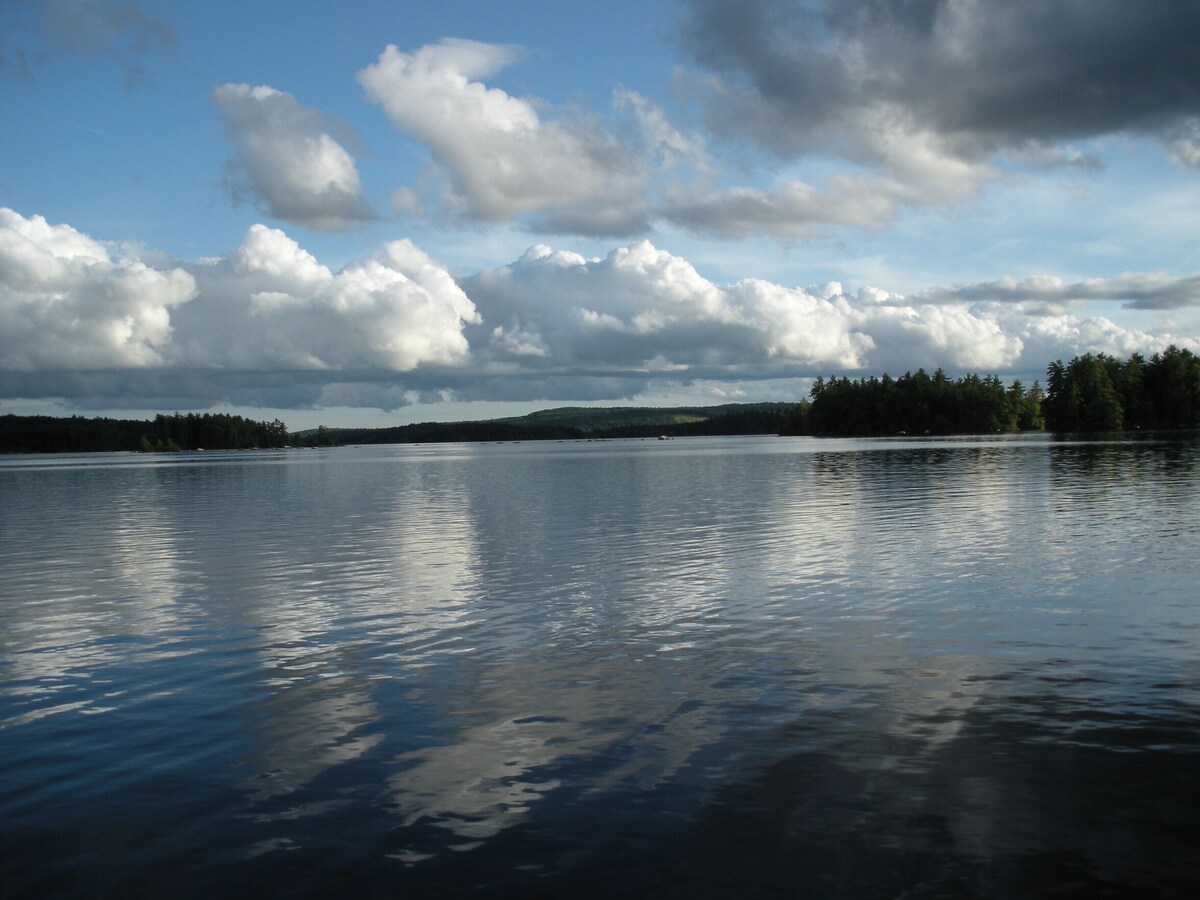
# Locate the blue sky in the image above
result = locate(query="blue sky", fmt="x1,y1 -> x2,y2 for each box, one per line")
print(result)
2,0 -> 1199,429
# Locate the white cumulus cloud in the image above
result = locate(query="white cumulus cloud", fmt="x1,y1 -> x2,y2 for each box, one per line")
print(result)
213,83 -> 374,232
462,240 -> 1195,393
2,211 -> 1195,411
357,39 -> 650,236
177,224 -> 479,372
0,208 -> 195,370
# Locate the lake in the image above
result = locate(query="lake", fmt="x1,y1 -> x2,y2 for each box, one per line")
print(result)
1,434 -> 1198,898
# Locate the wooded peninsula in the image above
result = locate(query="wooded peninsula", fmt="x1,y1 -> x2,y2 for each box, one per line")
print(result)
783,345 -> 1199,436
2,347 -> 1197,453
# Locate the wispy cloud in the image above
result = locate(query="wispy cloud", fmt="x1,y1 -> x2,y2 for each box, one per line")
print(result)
38,0 -> 174,87
61,119 -> 111,137
917,273 -> 1200,311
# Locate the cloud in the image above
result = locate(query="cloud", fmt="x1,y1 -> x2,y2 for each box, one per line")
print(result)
352,33 -> 1041,241
0,40 -> 33,83
355,40 -> 906,241
213,84 -> 375,232
0,211 -> 478,407
916,272 -> 1200,310
37,0 -> 174,87
677,0 -> 1200,195
460,242 -> 1190,388
2,209 -> 1195,410
0,208 -> 195,370
357,39 -> 651,236
860,300 -> 1025,372
1165,117 -> 1200,170
661,178 -> 899,238
175,224 -> 479,372
462,242 -> 739,373
613,86 -> 712,175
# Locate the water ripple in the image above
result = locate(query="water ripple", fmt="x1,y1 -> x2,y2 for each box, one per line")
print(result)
1,435 -> 1198,896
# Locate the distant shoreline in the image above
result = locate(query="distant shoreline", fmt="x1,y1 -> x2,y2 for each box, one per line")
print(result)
0,404 -> 793,454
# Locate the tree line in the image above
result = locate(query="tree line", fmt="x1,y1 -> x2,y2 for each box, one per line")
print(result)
140,413 -> 291,451
780,346 -> 1199,436
1043,346 -> 1200,432
3,404 -> 793,454
1,412 -> 294,454
3,349 -> 1196,453
781,370 -> 1044,436
0,415 -> 150,454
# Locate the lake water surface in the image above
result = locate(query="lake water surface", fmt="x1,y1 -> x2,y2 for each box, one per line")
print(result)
1,434 -> 1198,898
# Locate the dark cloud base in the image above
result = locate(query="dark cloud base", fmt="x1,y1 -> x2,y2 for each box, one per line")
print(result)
680,0 -> 1200,155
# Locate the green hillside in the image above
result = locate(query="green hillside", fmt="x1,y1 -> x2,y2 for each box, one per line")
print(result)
494,403 -> 787,432
328,402 -> 793,445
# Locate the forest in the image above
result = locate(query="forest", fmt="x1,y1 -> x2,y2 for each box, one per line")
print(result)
780,346 -> 1199,436
782,370 -> 1044,436
1043,346 -> 1200,432
0,412 -> 291,454
140,412 -> 291,451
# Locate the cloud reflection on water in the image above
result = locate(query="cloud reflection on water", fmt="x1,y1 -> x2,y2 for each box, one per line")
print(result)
1,437 -> 1198,896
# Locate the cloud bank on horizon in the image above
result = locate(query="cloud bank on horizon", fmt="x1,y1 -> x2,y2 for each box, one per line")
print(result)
2,207 -> 1192,412
1,0 -> 1198,420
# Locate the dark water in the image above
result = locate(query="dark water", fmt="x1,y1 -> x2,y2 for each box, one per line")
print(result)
1,434 -> 1198,898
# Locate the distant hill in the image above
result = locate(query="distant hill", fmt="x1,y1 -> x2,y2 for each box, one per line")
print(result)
499,402 -> 791,432
1,403 -> 796,454
324,402 -> 794,445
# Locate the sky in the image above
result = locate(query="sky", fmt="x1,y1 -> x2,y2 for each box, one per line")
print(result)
2,0 -> 1199,430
